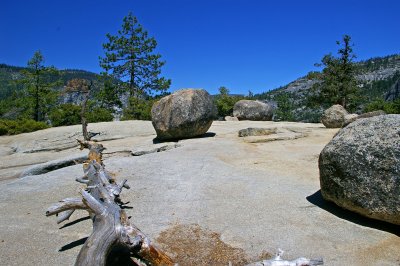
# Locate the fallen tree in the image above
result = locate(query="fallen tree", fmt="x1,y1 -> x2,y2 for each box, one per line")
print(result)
46,140 -> 323,266
46,140 -> 174,266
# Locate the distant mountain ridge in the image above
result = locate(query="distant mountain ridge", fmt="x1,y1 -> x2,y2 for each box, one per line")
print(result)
254,54 -> 400,122
0,63 -> 101,99
257,54 -> 400,97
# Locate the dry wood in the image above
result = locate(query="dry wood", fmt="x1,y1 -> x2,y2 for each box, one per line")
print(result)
46,140 -> 174,266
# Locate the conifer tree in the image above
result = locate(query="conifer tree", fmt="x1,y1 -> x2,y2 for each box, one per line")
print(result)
19,51 -> 61,121
309,35 -> 359,110
100,12 -> 170,98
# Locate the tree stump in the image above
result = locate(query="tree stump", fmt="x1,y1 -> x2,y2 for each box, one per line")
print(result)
46,140 -> 174,266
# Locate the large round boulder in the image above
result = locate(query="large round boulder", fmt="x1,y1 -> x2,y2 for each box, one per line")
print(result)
151,89 -> 217,140
233,100 -> 273,121
319,114 -> 400,225
321,104 -> 348,128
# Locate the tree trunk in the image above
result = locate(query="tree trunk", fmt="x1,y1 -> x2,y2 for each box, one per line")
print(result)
81,92 -> 89,141
35,82 -> 40,121
46,140 -> 174,266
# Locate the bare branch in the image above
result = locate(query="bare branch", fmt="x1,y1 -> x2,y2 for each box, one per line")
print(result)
76,175 -> 89,184
46,198 -> 87,217
80,189 -> 107,216
56,209 -> 75,224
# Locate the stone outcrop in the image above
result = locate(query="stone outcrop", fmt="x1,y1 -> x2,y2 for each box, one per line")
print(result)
319,114 -> 400,225
385,79 -> 400,101
342,110 -> 386,127
342,113 -> 359,127
224,116 -> 239,121
233,100 -> 273,121
151,89 -> 217,140
320,105 -> 348,128
238,127 -> 277,137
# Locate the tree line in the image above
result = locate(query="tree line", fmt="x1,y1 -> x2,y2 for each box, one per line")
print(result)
1,13 -> 399,135
0,12 -> 170,136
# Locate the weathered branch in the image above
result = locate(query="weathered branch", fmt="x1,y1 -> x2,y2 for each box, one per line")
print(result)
46,198 -> 87,217
80,189 -> 107,216
47,140 -> 174,266
76,175 -> 89,184
56,209 -> 75,224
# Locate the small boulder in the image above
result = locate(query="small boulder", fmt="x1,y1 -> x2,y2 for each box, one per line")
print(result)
151,89 -> 217,140
342,110 -> 386,127
343,113 -> 359,127
321,104 -> 348,128
319,114 -> 400,225
224,116 -> 239,121
233,100 -> 273,121
238,127 -> 277,137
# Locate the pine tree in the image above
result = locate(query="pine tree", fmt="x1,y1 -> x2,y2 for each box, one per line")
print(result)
100,12 -> 170,98
19,51 -> 61,121
309,35 -> 359,110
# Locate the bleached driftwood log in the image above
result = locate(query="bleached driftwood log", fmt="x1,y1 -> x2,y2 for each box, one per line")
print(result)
246,249 -> 323,266
46,140 -> 174,266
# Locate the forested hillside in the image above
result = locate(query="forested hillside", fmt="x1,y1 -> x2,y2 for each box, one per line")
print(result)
0,64 -> 100,99
254,54 -> 400,122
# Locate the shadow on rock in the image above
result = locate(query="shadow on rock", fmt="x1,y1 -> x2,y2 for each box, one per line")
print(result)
307,190 -> 400,236
58,237 -> 88,252
59,216 -> 91,229
152,132 -> 216,143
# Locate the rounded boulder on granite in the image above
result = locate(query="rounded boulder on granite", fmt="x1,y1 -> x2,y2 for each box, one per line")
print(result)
151,89 -> 217,140
319,114 -> 400,225
320,104 -> 348,128
233,100 -> 273,121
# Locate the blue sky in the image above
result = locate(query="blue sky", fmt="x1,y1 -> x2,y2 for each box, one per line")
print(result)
1,0 -> 399,95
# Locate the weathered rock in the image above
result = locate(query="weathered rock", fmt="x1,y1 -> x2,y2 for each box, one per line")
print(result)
224,116 -> 239,121
20,153 -> 88,177
320,105 -> 348,128
343,113 -> 359,127
319,114 -> 400,225
238,127 -> 277,137
385,79 -> 400,101
342,110 -> 386,127
151,89 -> 217,140
233,100 -> 273,121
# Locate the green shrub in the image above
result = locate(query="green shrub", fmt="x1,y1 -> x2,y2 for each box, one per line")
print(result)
364,98 -> 400,114
49,104 -> 114,126
122,97 -> 155,121
273,92 -> 295,121
49,104 -> 81,126
0,119 -> 49,135
87,107 -> 114,123
213,87 -> 245,117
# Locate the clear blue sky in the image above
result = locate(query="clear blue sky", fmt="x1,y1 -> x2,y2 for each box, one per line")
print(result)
1,0 -> 399,95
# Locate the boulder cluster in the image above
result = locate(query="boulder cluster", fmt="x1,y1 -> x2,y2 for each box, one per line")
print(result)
151,89 -> 274,140
150,92 -> 399,226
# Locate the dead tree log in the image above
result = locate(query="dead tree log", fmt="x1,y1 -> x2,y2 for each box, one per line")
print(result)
46,140 -> 174,266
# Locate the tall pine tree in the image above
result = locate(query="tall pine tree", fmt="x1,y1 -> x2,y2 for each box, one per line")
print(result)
100,12 -> 170,98
309,35 -> 359,110
19,51 -> 61,121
